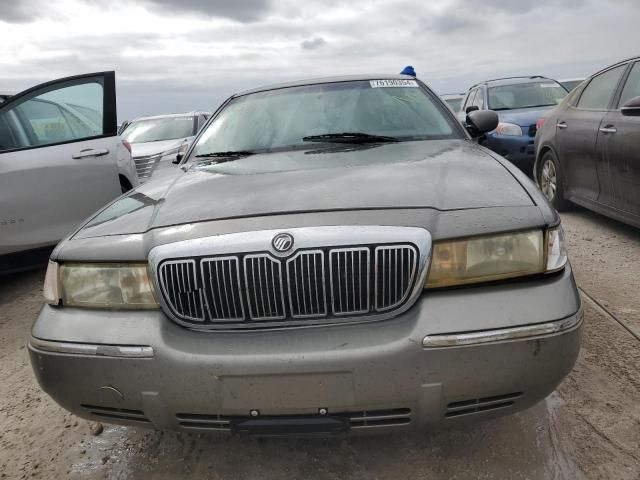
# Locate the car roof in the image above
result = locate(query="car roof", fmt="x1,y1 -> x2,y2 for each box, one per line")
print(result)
234,74 -> 418,97
469,76 -> 560,91
589,56 -> 640,77
132,111 -> 211,121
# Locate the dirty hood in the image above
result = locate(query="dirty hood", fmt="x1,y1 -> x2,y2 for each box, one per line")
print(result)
75,139 -> 533,238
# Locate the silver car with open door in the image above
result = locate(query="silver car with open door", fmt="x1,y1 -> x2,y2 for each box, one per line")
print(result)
0,72 -> 138,273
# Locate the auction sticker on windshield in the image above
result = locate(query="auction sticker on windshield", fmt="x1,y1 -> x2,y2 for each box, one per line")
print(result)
370,79 -> 419,88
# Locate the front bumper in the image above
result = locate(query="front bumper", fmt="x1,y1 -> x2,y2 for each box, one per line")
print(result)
30,267 -> 582,436
484,133 -> 536,174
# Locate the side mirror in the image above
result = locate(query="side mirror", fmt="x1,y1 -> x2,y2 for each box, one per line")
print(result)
466,105 -> 479,114
466,110 -> 499,137
621,96 -> 640,116
173,152 -> 184,164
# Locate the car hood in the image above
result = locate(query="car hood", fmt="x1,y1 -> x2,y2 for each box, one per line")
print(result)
130,138 -> 192,158
497,106 -> 555,127
74,139 -> 534,239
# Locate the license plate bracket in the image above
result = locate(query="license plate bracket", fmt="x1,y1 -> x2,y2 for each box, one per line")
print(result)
231,415 -> 350,437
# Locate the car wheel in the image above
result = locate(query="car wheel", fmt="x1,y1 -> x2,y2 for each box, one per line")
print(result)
119,176 -> 132,194
538,151 -> 571,211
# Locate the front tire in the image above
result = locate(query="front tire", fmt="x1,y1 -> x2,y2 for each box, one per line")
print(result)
119,175 -> 133,194
538,151 -> 571,211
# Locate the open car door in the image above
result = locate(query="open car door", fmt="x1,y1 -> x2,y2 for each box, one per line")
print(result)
0,72 -> 120,270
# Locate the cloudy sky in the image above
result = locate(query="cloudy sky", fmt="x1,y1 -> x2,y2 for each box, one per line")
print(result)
1,0 -> 639,120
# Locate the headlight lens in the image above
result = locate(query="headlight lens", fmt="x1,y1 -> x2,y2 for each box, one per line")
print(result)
59,263 -> 158,309
495,122 -> 523,136
425,230 -> 545,288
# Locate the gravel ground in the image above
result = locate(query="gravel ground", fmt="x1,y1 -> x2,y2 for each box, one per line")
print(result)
1,208 -> 639,480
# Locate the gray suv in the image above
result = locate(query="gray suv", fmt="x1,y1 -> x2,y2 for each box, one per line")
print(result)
30,75 -> 582,437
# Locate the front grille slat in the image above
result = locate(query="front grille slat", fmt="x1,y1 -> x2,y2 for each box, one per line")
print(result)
200,257 -> 243,321
287,250 -> 326,318
375,245 -> 417,312
157,242 -> 418,327
244,254 -> 285,320
133,155 -> 162,180
159,260 -> 204,322
330,247 -> 370,316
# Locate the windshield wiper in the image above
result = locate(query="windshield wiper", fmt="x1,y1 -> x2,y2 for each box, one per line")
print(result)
302,132 -> 400,144
194,150 -> 257,165
195,150 -> 257,158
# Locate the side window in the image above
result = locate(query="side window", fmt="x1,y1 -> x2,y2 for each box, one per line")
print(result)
618,62 -> 640,107
197,115 -> 208,131
16,100 -> 76,145
0,79 -> 104,152
577,65 -> 626,110
463,89 -> 477,111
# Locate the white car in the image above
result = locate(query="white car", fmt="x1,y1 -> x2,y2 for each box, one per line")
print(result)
121,112 -> 211,182
0,71 -> 138,273
440,93 -> 465,113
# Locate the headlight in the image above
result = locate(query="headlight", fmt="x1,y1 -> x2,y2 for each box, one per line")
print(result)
44,263 -> 159,309
425,227 -> 567,289
495,122 -> 523,136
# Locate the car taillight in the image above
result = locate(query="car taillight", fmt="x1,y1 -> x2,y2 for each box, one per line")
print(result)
122,140 -> 132,154
536,118 -> 545,130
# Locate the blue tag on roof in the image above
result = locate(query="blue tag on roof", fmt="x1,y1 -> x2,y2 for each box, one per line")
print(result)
400,66 -> 416,77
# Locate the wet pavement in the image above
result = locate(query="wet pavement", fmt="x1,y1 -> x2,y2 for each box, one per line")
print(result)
1,208 -> 639,479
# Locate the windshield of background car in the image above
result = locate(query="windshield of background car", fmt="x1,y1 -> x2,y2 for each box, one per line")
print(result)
488,82 -> 568,110
122,117 -> 194,143
445,98 -> 462,112
191,80 -> 460,156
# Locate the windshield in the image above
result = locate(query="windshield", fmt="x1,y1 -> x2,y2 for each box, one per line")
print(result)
122,117 -> 195,143
191,80 -> 459,156
488,82 -> 568,110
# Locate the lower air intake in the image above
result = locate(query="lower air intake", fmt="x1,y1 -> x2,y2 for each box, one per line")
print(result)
445,392 -> 523,418
81,404 -> 150,423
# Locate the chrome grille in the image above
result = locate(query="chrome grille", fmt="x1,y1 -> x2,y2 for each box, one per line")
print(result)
375,245 -> 417,312
159,260 -> 205,322
133,154 -> 161,180
287,250 -> 327,318
244,254 -> 286,320
151,226 -> 430,329
201,257 -> 244,321
330,248 -> 370,315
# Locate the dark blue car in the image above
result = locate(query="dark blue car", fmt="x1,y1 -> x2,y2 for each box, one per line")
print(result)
458,76 -> 568,174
